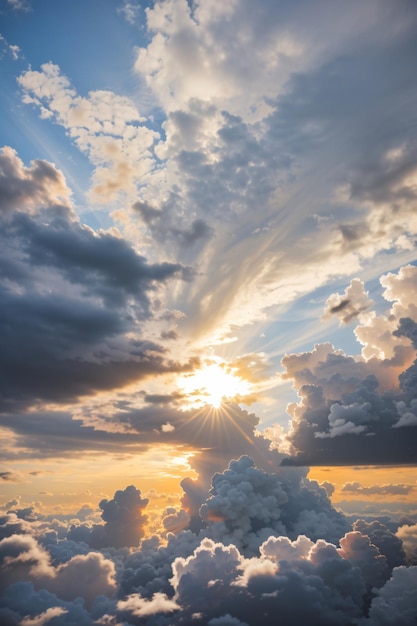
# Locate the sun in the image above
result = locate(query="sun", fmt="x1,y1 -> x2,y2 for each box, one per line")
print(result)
180,362 -> 251,408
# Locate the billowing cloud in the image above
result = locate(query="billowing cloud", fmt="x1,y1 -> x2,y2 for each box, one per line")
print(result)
0,533 -> 116,609
89,485 -> 149,549
0,146 -> 72,215
396,523 -> 417,565
324,278 -> 374,325
199,456 -> 346,553
274,266 -> 417,465
365,566 -> 417,625
0,455 -> 416,625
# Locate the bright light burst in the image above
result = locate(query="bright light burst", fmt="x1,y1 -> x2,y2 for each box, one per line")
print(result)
180,362 -> 251,408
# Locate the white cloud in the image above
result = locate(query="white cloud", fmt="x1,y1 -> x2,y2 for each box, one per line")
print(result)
20,607 -> 68,626
118,592 -> 180,617
117,1 -> 141,25
18,64 -> 159,204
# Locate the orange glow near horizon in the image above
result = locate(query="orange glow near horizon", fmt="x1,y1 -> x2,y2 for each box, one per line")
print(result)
308,465 -> 417,502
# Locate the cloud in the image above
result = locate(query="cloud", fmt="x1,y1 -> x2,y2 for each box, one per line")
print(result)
89,485 -> 149,549
0,533 -> 116,611
0,147 -> 72,215
168,534 -> 368,625
0,514 -> 33,541
338,530 -> 389,590
45,552 -> 116,610
18,65 -> 159,203
7,0 -> 30,12
0,146 -> 195,412
0,456 -> 414,625
117,592 -> 179,617
208,616 -> 249,626
2,3 -> 417,624
16,2 -> 417,347
324,278 -> 374,325
163,508 -> 191,535
117,1 -> 141,25
341,483 -> 414,496
353,520 -> 406,571
396,523 -> 417,565
129,0 -> 417,345
196,456 -> 348,553
20,607 -> 68,626
0,473 -> 20,483
364,566 -> 417,625
273,265 -> 417,465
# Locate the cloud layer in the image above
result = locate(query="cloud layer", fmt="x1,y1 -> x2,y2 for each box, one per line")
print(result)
0,456 -> 416,625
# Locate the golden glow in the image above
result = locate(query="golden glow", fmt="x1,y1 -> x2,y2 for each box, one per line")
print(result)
308,465 -> 417,503
180,361 -> 251,408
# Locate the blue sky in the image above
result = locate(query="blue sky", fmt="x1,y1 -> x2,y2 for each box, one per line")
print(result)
1,1 -> 417,623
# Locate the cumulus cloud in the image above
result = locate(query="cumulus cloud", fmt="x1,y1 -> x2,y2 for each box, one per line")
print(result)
353,520 -> 406,571
0,146 -> 72,215
117,591 -> 179,617
18,65 -> 158,203
364,566 -> 417,625
396,524 -> 417,565
274,266 -> 417,465
89,485 -> 149,549
0,35 -> 21,61
66,486 -> 150,550
0,533 -> 116,609
168,534 -> 368,625
7,0 -> 30,12
0,456 -> 415,625
324,278 -> 374,325
117,1 -> 141,25
196,456 -> 347,553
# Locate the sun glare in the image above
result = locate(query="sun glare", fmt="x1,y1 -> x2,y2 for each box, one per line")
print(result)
180,363 -> 251,408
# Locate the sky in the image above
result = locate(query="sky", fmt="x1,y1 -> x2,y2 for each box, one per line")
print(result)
1,0 -> 417,624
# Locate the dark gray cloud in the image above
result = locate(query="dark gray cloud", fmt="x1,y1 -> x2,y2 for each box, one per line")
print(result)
0,147 -> 195,412
353,520 -> 406,571
365,565 -> 417,626
198,456 -> 347,553
0,473 -> 19,483
89,485 -> 149,549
